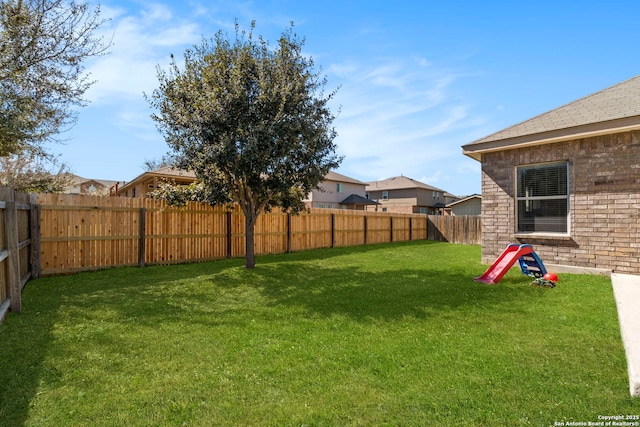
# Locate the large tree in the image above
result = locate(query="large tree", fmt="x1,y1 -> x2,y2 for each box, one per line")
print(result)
0,0 -> 109,158
0,153 -> 71,192
148,22 -> 342,269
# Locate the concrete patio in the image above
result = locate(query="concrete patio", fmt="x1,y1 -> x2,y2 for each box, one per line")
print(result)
611,273 -> 640,397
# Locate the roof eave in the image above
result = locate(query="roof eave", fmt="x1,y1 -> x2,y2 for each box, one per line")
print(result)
118,174 -> 182,194
462,116 -> 640,161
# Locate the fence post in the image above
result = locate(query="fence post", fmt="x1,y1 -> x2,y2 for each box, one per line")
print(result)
330,214 -> 335,248
425,216 -> 428,240
30,194 -> 41,279
286,214 -> 292,253
389,216 -> 394,243
363,216 -> 368,245
138,207 -> 146,267
226,211 -> 232,258
6,200 -> 21,313
409,217 -> 413,241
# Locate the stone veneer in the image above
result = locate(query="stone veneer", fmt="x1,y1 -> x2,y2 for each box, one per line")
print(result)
481,130 -> 640,274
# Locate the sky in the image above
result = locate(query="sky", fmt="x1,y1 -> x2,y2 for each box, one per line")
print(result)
57,0 -> 640,197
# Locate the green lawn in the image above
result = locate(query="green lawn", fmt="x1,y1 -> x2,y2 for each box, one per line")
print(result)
0,241 -> 638,426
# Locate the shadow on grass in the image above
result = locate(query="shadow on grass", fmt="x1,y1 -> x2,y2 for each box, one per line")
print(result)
46,241 -> 531,325
217,263 -> 533,322
0,241 -> 533,425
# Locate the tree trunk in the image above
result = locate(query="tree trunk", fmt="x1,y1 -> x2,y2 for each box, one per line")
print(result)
244,212 -> 257,269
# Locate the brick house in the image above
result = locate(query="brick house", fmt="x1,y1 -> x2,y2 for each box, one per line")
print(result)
462,75 -> 640,275
365,175 -> 454,214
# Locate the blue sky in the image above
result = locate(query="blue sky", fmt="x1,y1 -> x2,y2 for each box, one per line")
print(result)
60,0 -> 640,196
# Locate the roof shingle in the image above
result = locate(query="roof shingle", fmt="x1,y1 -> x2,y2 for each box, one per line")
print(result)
366,176 -> 445,192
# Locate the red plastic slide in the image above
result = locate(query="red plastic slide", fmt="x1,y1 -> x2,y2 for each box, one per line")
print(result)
474,244 -> 534,284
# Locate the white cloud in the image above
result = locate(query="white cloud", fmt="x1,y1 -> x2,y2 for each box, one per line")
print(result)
71,2 -> 485,194
84,3 -> 202,103
333,65 -> 462,145
326,55 -> 486,192
420,171 -> 442,185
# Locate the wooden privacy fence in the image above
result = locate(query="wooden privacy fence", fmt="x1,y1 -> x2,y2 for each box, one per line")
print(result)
0,188 -> 37,319
427,214 -> 481,245
0,191 -> 481,314
37,194 -> 441,276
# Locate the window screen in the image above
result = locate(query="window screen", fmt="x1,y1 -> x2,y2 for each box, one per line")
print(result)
516,162 -> 568,233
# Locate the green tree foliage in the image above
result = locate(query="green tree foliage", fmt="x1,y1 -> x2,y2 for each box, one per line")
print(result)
0,153 -> 71,192
148,22 -> 342,268
0,0 -> 109,158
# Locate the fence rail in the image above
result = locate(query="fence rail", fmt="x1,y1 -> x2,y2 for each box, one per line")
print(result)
36,194 -> 436,275
1,191 -> 480,316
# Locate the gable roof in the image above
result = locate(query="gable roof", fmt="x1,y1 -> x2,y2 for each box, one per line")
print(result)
366,175 -> 445,193
324,171 -> 366,185
65,173 -> 123,189
446,194 -> 481,208
144,167 -> 197,179
117,167 -> 198,194
462,75 -> 640,160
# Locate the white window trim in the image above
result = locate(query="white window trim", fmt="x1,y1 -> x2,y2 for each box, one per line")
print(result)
514,161 -> 570,236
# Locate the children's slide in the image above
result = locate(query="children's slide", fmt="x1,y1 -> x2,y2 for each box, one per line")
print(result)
474,244 -> 535,284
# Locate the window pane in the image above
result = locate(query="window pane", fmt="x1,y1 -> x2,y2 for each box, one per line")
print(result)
517,199 -> 567,233
517,163 -> 567,197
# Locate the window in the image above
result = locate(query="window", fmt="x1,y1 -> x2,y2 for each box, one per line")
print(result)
432,192 -> 440,201
516,162 -> 568,234
336,183 -> 343,193
382,190 -> 389,200
419,207 -> 428,214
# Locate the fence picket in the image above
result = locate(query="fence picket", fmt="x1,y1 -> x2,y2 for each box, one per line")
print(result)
0,189 -> 482,320
2,192 -> 480,295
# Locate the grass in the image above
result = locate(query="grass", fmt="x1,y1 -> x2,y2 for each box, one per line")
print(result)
0,241 -> 638,426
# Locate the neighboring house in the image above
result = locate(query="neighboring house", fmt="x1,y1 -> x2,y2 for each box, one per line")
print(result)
447,194 -> 481,216
462,75 -> 640,275
365,175 -> 451,214
303,171 -> 377,210
65,174 -> 124,196
443,192 -> 460,205
116,167 -> 197,198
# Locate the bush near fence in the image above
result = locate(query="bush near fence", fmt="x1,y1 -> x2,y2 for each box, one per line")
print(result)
0,191 -> 480,315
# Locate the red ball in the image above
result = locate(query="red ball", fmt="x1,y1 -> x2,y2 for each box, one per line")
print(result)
543,273 -> 559,283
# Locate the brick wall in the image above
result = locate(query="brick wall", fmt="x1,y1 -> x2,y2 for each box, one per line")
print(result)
481,130 -> 640,274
